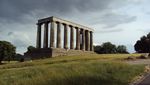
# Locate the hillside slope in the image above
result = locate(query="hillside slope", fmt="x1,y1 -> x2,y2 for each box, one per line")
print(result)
0,54 -> 145,85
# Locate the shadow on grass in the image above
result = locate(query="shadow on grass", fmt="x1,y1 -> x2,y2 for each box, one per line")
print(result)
48,75 -> 127,85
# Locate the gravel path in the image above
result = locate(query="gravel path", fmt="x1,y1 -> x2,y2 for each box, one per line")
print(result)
136,74 -> 150,85
126,59 -> 150,85
126,59 -> 150,65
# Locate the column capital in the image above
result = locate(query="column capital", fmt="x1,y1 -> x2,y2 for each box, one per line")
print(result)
62,23 -> 68,25
55,21 -> 60,24
69,25 -> 73,27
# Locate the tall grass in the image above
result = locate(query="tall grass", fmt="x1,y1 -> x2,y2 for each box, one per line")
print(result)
0,54 -> 144,85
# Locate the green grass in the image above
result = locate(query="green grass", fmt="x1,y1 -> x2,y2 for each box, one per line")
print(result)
0,54 -> 145,85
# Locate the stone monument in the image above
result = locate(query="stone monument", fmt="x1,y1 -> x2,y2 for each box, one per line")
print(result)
24,16 -> 94,59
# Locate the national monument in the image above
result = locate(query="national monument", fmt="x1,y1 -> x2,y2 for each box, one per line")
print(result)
25,16 -> 94,59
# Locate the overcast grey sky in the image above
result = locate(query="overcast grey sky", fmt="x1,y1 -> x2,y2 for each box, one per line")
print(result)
0,0 -> 150,53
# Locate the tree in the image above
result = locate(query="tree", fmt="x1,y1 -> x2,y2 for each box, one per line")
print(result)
134,32 -> 150,53
13,53 -> 24,61
94,42 -> 116,54
94,42 -> 128,54
116,45 -> 128,53
94,45 -> 103,54
0,41 -> 16,63
27,46 -> 36,52
101,42 -> 116,54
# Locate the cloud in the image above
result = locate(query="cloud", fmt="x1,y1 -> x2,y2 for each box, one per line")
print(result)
90,12 -> 137,28
5,31 -> 33,54
137,29 -> 150,34
7,32 -> 31,47
95,28 -> 123,33
0,0 -> 139,23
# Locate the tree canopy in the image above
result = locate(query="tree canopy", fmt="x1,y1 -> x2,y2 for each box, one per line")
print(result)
27,46 -> 36,52
0,41 -> 16,63
94,42 -> 128,54
134,32 -> 150,53
116,45 -> 128,53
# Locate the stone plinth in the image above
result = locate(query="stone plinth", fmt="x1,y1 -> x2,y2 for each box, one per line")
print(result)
24,48 -> 95,59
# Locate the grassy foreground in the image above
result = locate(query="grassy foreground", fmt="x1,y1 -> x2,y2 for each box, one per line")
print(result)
0,54 -> 145,85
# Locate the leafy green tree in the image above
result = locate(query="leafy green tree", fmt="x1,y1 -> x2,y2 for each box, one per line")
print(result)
94,42 -> 128,54
0,41 -> 16,63
134,32 -> 150,53
27,46 -> 36,52
101,42 -> 116,54
94,45 -> 103,54
116,45 -> 128,53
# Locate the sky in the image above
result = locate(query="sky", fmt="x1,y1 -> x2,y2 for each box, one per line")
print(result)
0,0 -> 150,54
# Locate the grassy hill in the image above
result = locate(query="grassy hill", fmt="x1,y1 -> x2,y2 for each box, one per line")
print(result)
0,54 -> 145,85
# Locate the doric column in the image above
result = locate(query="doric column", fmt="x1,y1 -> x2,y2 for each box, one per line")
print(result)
50,21 -> 55,48
85,30 -> 90,51
76,27 -> 80,50
90,31 -> 93,51
81,29 -> 85,50
87,31 -> 90,51
36,23 -> 42,48
56,22 -> 61,48
64,24 -> 68,49
70,26 -> 74,49
43,22 -> 49,48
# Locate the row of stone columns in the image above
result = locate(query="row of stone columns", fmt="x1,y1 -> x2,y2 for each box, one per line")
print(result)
36,21 -> 93,51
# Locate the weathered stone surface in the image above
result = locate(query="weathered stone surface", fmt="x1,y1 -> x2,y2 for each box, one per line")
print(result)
85,30 -> 90,51
38,16 -> 94,31
81,29 -> 85,50
24,48 -> 95,59
70,26 -> 74,49
64,24 -> 68,49
90,31 -> 93,51
76,27 -> 80,50
50,21 -> 55,48
43,22 -> 49,48
36,24 -> 42,48
56,22 -> 61,48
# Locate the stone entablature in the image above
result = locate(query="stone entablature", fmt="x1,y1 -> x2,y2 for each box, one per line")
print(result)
38,16 -> 94,31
